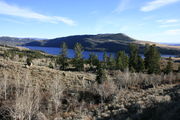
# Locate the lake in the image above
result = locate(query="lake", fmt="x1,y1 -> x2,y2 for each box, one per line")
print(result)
25,46 -> 114,60
24,46 -> 177,60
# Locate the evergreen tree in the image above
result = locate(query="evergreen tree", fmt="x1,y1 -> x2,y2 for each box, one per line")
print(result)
129,44 -> 139,72
144,44 -> 150,68
107,54 -> 116,70
73,43 -> 84,71
136,55 -> 145,72
88,53 -> 99,70
144,44 -> 161,74
102,52 -> 108,69
56,42 -> 68,70
116,51 -> 129,71
164,57 -> 173,74
96,64 -> 107,84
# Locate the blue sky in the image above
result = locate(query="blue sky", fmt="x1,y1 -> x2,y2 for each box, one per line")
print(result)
0,0 -> 180,43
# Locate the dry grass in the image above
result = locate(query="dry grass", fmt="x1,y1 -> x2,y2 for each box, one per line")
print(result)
114,69 -> 180,89
0,57 -> 179,120
49,74 -> 65,113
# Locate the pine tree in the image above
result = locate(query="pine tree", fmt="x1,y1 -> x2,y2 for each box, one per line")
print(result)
116,51 -> 123,70
164,57 -> 173,74
107,54 -> 116,70
88,53 -> 99,70
73,43 -> 84,71
116,51 -> 129,71
56,42 -> 68,70
136,55 -> 145,72
144,44 -> 150,68
144,44 -> 161,74
102,52 -> 108,69
129,44 -> 139,72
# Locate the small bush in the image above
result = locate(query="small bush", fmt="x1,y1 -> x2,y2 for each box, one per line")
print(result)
92,80 -> 117,103
48,62 -> 54,69
115,70 -> 180,89
26,57 -> 32,66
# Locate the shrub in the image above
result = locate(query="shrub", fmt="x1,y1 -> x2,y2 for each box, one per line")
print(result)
26,57 -> 32,66
93,80 -> 117,103
115,70 -> 179,89
49,75 -> 65,113
48,62 -> 54,69
96,68 -> 107,84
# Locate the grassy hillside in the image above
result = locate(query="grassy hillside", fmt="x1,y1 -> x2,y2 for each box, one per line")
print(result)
0,45 -> 180,120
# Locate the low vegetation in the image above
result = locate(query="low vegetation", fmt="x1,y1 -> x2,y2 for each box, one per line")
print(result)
0,43 -> 179,120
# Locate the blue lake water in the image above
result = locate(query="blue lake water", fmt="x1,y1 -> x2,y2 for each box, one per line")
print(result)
24,46 -> 177,60
24,46 -> 114,60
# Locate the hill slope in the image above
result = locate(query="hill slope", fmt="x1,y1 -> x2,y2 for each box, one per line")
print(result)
24,33 -> 180,55
25,33 -> 136,52
0,36 -> 42,46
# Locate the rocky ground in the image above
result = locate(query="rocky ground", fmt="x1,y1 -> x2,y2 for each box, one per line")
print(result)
95,84 -> 180,120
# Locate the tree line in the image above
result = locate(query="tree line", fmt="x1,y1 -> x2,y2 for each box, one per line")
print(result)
56,42 -> 175,75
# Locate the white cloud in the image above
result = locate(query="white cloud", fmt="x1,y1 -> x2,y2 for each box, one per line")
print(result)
0,1 -> 76,26
157,19 -> 179,24
114,0 -> 131,12
141,0 -> 180,12
164,29 -> 180,35
160,23 -> 180,28
156,19 -> 180,28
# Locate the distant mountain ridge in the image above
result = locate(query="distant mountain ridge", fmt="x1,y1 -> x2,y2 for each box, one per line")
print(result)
24,33 -> 138,52
0,36 -> 41,46
0,33 -> 180,55
24,33 -> 180,55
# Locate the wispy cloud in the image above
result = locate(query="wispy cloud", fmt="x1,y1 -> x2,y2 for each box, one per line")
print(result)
164,29 -> 180,35
156,19 -> 180,28
114,0 -> 131,13
140,0 -> 180,12
157,19 -> 179,24
0,1 -> 76,26
160,24 -> 180,28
